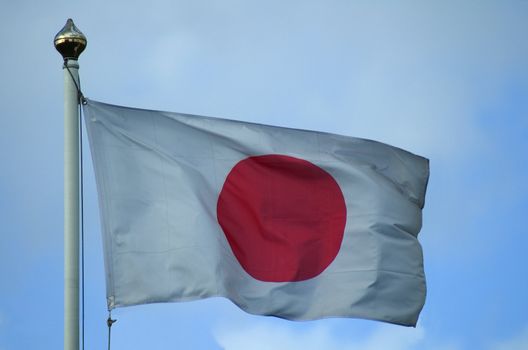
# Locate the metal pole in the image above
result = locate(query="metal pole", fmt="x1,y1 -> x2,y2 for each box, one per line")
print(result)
64,58 -> 80,350
54,19 -> 87,350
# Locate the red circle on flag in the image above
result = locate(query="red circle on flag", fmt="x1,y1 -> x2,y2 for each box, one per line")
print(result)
217,154 -> 347,282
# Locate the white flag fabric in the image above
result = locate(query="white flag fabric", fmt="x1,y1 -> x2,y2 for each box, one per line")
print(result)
84,99 -> 429,326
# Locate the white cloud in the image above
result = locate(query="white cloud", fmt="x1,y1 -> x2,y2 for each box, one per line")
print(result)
490,325 -> 528,350
214,321 -> 465,350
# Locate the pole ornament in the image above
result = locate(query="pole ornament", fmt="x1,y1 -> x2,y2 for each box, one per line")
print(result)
54,19 -> 87,60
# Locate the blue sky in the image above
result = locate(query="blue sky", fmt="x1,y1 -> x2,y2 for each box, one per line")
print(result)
1,1 -> 527,349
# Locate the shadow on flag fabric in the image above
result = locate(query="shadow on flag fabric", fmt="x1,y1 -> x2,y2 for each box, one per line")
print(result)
83,99 -> 429,327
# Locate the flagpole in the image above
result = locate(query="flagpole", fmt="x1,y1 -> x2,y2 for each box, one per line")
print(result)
54,19 -> 87,350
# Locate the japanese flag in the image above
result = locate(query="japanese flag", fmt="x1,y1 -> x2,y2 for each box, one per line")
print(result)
84,99 -> 429,326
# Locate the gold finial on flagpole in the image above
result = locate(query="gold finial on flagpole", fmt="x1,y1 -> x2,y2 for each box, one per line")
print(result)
54,19 -> 87,60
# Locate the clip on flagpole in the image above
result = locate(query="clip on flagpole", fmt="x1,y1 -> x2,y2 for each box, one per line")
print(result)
54,18 -> 87,350
107,312 -> 117,350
